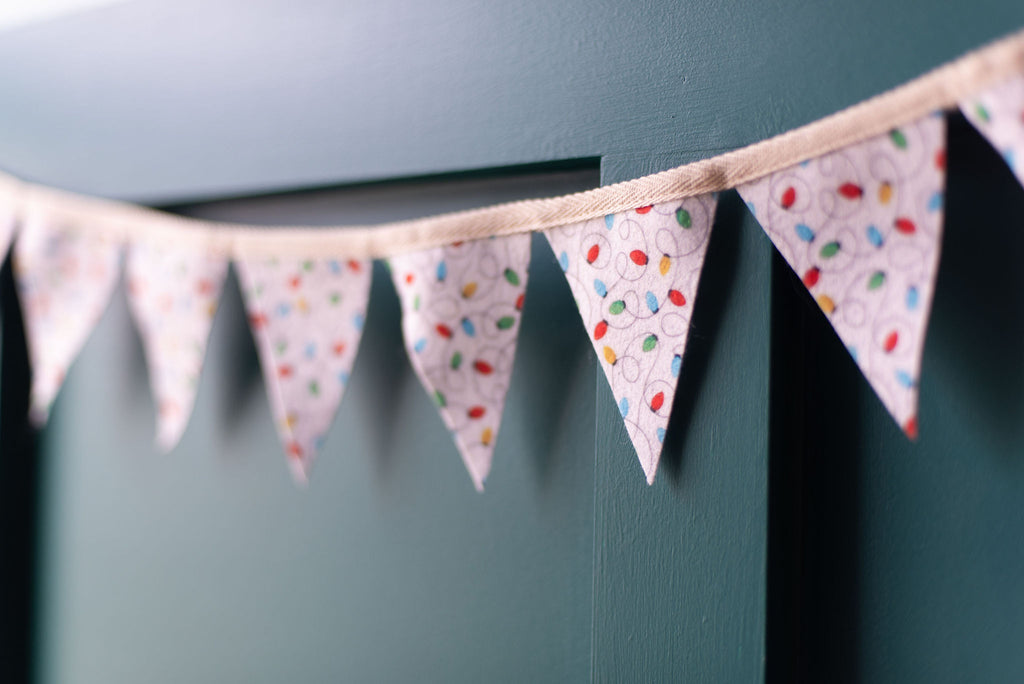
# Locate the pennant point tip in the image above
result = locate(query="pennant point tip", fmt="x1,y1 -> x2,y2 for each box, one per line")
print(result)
640,455 -> 659,485
288,461 -> 311,487
28,403 -> 49,428
154,430 -> 180,454
902,415 -> 919,441
468,465 -> 487,492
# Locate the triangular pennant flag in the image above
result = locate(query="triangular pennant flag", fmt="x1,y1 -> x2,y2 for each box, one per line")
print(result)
126,242 -> 228,451
545,197 -> 717,484
14,215 -> 122,424
390,234 -> 531,491
236,256 -> 371,483
960,75 -> 1024,189
737,115 -> 947,437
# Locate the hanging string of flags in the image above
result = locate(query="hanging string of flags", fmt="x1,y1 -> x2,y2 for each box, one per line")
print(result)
0,30 -> 1022,489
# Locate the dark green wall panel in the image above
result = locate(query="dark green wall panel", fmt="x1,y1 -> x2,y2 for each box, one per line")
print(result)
0,0 -> 1022,201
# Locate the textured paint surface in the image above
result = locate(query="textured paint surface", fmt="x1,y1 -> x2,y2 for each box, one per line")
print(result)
19,2 -> 1024,683
0,0 -> 1020,203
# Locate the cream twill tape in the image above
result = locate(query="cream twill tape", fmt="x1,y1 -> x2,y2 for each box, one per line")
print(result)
1,26 -> 1023,260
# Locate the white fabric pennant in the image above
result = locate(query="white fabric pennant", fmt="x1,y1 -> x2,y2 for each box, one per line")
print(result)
960,74 -> 1024,189
737,114 -> 947,437
390,234 -> 531,491
14,217 -> 122,424
126,243 -> 227,451
236,256 -> 372,483
545,197 -> 716,484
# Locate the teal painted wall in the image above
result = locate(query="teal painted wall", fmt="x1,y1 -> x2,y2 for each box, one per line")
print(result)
0,0 -> 1021,682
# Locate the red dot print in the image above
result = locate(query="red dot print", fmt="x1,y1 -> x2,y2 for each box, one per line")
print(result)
636,205 -> 653,214
803,267 -> 820,288
278,364 -> 294,378
883,331 -> 898,353
405,273 -> 415,284
515,293 -> 525,311
332,341 -> 346,355
289,276 -> 301,289
196,279 -> 214,296
287,442 -> 303,459
594,320 -> 608,340
838,183 -> 863,199
935,149 -> 946,170
781,186 -> 796,209
473,360 -> 493,375
668,290 -> 686,306
348,260 -> 362,272
904,415 -> 918,440
158,400 -> 179,416
629,250 -> 648,266
894,218 -> 916,234
587,244 -> 600,264
650,392 -> 665,412
436,324 -> 453,338
468,406 -> 486,419
248,313 -> 268,328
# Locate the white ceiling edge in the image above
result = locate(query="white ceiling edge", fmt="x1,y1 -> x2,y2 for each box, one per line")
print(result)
0,0 -> 134,33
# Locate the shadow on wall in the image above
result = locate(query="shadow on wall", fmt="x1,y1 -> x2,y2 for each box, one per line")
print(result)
928,112 -> 1024,456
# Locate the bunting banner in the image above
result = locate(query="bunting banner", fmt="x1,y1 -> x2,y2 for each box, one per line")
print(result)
1,29 -> 1024,488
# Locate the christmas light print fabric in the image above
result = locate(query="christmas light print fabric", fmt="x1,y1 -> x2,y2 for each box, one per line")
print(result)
236,257 -> 372,483
960,75 -> 1024,190
737,115 -> 946,436
14,218 -> 121,424
545,196 -> 716,484
390,235 -> 530,491
126,243 -> 227,451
